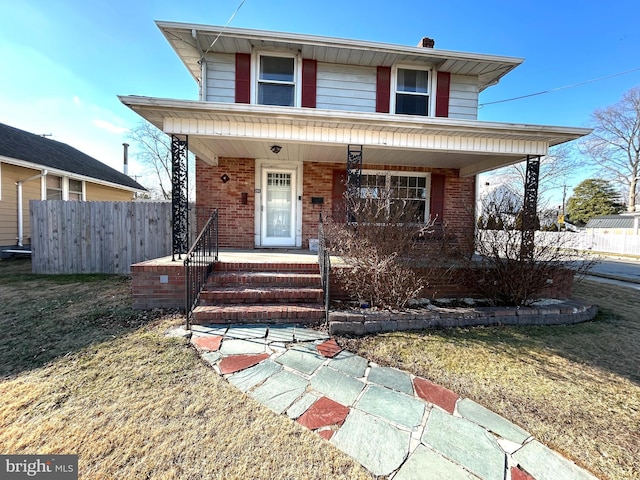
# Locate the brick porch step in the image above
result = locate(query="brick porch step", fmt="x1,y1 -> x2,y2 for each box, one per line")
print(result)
191,303 -> 326,324
216,261 -> 319,273
199,286 -> 324,304
208,271 -> 321,288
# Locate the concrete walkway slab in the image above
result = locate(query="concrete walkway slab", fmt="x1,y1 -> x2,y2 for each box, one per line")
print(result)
219,338 -> 267,355
191,325 -> 228,336
394,444 -> 480,480
356,385 -> 425,430
310,366 -> 365,406
367,366 -> 413,394
423,408 -> 505,480
228,359 -> 282,392
513,440 -> 599,480
331,409 -> 411,476
286,392 -> 319,419
294,327 -> 330,342
225,324 -> 268,340
328,351 -> 368,378
266,325 -> 297,343
276,347 -> 326,375
458,398 -> 530,444
250,370 -> 308,414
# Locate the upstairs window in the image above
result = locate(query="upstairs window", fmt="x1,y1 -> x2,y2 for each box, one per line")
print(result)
258,55 -> 295,107
395,68 -> 429,116
46,175 -> 63,200
69,179 -> 83,201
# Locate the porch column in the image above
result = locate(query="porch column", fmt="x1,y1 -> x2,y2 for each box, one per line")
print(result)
520,155 -> 540,261
346,144 -> 363,222
171,134 -> 189,260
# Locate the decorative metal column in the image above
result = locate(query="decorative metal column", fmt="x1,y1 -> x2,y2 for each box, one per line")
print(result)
346,144 -> 363,222
520,155 -> 540,261
171,134 -> 189,260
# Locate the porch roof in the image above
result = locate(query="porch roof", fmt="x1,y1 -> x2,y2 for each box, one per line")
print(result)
156,21 -> 523,92
119,95 -> 591,177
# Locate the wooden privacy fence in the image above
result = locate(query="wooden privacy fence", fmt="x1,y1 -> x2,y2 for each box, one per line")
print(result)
30,201 -> 204,274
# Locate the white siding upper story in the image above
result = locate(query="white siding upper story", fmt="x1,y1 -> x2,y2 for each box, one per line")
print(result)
204,53 -> 235,103
449,74 -> 479,120
202,54 -> 480,119
316,63 -> 377,113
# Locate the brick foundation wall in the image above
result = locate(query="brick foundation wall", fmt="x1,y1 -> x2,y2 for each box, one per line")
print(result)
330,265 -> 574,303
130,259 -> 185,310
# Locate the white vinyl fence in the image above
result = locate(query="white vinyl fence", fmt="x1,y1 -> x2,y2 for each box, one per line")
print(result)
478,230 -> 640,257
30,201 -> 205,274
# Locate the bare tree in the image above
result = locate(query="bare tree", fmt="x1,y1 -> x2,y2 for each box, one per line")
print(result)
580,86 -> 640,212
482,144 -> 583,210
128,122 -> 172,199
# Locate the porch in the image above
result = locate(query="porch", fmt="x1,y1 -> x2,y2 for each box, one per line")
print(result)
130,247 -> 576,319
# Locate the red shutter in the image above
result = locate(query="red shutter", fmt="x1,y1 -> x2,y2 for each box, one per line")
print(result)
332,169 -> 347,223
235,53 -> 251,104
376,66 -> 391,113
301,59 -> 317,108
430,174 -> 445,225
435,71 -> 450,117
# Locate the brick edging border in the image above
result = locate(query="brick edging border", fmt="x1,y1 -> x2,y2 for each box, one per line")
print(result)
328,299 -> 598,336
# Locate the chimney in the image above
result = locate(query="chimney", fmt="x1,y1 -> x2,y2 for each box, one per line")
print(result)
122,143 -> 129,176
418,37 -> 435,48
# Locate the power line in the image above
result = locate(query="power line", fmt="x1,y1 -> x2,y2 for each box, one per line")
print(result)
199,0 -> 247,63
479,66 -> 640,107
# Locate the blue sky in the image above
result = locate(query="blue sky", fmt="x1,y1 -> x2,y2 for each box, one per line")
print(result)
1,0 -> 639,198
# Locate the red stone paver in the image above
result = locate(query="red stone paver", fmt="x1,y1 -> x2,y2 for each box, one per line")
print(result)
316,338 -> 342,358
297,396 -> 350,430
511,466 -> 536,480
219,353 -> 270,374
317,429 -> 334,440
413,376 -> 459,414
192,335 -> 223,351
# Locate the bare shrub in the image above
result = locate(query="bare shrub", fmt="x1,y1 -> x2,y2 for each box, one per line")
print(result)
463,190 -> 597,306
324,190 -> 438,310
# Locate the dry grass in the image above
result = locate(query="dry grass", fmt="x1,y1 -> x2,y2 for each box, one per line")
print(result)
341,278 -> 640,480
0,259 -> 371,480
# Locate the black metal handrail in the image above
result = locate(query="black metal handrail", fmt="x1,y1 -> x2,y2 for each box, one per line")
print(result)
318,213 -> 331,323
184,209 -> 219,329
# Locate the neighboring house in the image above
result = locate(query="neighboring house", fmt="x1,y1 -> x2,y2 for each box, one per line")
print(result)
585,213 -> 640,235
0,122 -> 146,253
120,22 -> 591,254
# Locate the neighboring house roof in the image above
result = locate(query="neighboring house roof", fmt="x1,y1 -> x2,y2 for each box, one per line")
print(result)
585,215 -> 636,229
0,122 -> 145,191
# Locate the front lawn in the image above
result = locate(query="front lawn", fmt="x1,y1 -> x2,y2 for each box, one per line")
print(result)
341,279 -> 640,480
0,259 -> 371,480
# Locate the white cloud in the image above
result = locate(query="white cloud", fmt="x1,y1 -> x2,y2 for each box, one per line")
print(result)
93,119 -> 129,134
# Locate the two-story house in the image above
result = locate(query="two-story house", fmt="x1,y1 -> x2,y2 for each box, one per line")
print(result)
120,21 -> 590,254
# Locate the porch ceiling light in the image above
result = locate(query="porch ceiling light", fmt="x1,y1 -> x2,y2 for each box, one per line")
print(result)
270,145 -> 282,154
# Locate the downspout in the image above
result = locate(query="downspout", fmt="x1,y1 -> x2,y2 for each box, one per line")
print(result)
16,170 -> 47,247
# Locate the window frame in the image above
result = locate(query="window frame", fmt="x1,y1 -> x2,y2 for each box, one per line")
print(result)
391,64 -> 434,117
42,175 -> 85,201
252,52 -> 301,107
357,170 -> 431,223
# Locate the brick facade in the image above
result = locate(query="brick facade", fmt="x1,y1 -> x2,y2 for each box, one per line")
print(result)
196,157 -> 476,254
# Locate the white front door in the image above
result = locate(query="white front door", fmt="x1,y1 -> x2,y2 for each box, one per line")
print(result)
261,169 -> 297,247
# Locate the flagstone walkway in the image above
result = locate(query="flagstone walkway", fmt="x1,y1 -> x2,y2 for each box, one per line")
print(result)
185,323 -> 599,480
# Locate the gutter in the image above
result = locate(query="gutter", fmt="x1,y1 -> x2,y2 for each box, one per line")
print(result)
16,169 -> 47,247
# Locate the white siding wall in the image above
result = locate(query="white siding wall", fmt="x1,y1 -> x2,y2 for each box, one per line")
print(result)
448,74 -> 479,120
316,63 -> 377,112
205,53 -> 235,103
